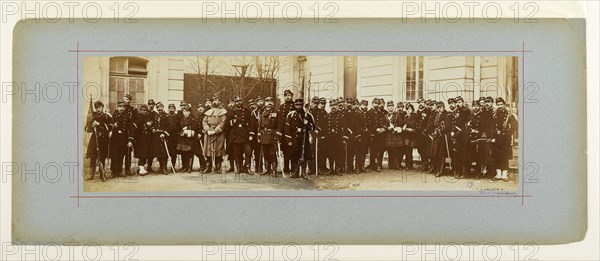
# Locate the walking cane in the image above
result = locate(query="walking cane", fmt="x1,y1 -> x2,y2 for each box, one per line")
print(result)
276,141 -> 285,177
162,137 -> 176,174
93,127 -> 106,182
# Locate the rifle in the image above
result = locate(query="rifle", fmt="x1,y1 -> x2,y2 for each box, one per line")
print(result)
93,126 -> 106,182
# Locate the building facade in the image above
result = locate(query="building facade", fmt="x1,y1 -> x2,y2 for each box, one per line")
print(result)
277,56 -> 519,108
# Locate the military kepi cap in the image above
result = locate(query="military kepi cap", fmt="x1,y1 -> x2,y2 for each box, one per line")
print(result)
147,99 -> 155,105
495,97 -> 505,104
94,101 -> 104,108
234,95 -> 243,102
265,96 -> 274,102
284,90 -> 293,96
117,101 -> 125,106
294,98 -> 304,105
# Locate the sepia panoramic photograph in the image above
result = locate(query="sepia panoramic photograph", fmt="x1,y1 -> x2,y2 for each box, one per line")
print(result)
82,55 -> 519,192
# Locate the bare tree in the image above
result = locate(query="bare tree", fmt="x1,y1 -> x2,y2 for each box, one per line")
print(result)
186,56 -> 221,94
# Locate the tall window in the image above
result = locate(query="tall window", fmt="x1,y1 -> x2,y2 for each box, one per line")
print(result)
109,57 -> 148,112
406,56 -> 423,101
297,56 -> 307,97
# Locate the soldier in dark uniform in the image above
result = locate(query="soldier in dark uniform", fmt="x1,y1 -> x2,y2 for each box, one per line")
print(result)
204,97 -> 213,109
194,103 -> 207,173
386,101 -> 404,170
429,101 -> 453,177
415,99 -> 432,171
342,99 -> 361,173
279,90 -> 295,175
134,104 -> 154,175
121,94 -> 138,175
227,96 -> 255,174
251,96 -> 265,173
177,106 -> 196,173
165,104 -> 180,171
466,100 -> 482,179
203,96 -> 228,174
110,101 -> 135,177
491,97 -> 517,181
403,103 -> 418,170
450,96 -> 472,179
225,98 -> 236,173
424,100 -> 438,172
312,97 -> 329,173
284,98 -> 316,178
479,96 -> 495,177
366,98 -> 384,172
85,101 -> 112,181
325,99 -> 344,175
351,100 -> 370,173
145,99 -> 158,173
152,102 -> 170,174
257,96 -> 284,177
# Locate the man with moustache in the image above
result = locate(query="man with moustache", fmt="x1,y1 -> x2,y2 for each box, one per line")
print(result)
257,96 -> 284,177
491,97 -> 517,181
110,101 -> 135,177
466,100 -> 483,179
279,90 -> 295,175
325,99 -> 344,175
134,104 -> 154,175
152,102 -> 170,175
145,99 -> 158,173
284,98 -> 316,178
415,98 -> 432,171
368,98 -> 389,172
429,101 -> 452,177
165,103 -> 181,171
351,100 -> 370,174
202,96 -> 228,174
451,96 -> 472,179
227,96 -> 255,174
402,103 -> 418,170
340,98 -> 357,173
312,97 -> 329,173
85,101 -> 113,181
251,96 -> 266,173
478,96 -> 495,178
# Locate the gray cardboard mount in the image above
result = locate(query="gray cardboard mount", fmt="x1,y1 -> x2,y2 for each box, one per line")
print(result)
11,18 -> 586,245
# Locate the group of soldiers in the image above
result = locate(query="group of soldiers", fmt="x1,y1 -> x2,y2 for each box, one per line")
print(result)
85,91 -> 517,182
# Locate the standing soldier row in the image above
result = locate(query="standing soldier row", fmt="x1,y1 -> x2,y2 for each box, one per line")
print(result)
86,91 -> 517,182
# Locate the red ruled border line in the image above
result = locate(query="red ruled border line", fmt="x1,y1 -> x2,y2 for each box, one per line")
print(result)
68,50 -> 533,53
69,195 -> 533,199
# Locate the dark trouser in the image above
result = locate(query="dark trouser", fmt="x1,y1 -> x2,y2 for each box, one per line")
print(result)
315,137 -> 327,170
291,138 -> 312,176
137,157 -> 147,166
493,135 -> 511,170
110,133 -> 127,176
417,135 -> 432,167
252,141 -> 263,172
261,143 -> 277,172
403,146 -> 414,168
282,143 -> 292,172
371,135 -> 386,170
452,131 -> 468,175
180,151 -> 192,169
345,140 -> 356,172
387,147 -> 397,169
354,138 -> 368,171
232,142 -> 252,171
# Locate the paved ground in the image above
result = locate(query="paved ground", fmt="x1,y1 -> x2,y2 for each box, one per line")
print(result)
83,160 -> 518,192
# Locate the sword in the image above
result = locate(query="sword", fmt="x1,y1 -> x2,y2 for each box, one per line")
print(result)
444,134 -> 453,170
276,141 -> 285,177
315,133 -> 319,177
210,136 -> 216,174
162,137 -> 176,174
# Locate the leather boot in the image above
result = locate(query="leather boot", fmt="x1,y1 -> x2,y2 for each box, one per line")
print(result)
234,158 -> 242,174
227,159 -> 235,172
202,161 -> 213,174
261,163 -> 272,176
86,164 -> 96,181
271,163 -> 278,178
215,158 -> 223,174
